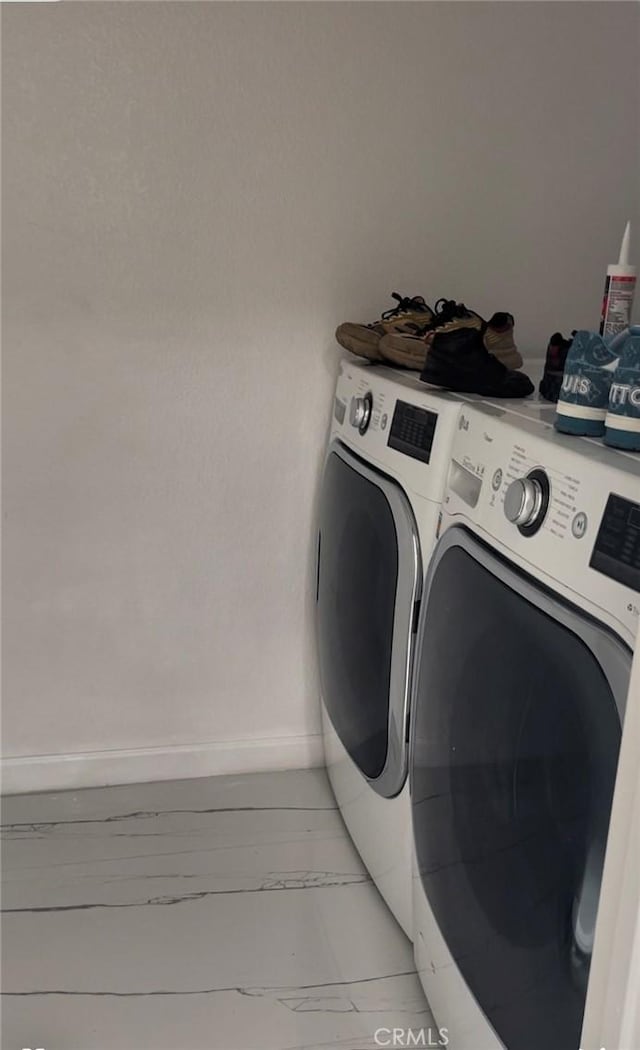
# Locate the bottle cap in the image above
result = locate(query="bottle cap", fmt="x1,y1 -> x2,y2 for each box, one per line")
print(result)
618,220 -> 631,267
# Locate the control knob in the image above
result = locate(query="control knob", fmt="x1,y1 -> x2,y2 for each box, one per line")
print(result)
349,392 -> 373,434
504,469 -> 550,534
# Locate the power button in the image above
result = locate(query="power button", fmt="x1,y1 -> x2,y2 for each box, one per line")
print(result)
572,512 -> 588,539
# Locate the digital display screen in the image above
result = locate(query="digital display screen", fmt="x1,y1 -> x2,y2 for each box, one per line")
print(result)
387,401 -> 438,464
590,493 -> 640,594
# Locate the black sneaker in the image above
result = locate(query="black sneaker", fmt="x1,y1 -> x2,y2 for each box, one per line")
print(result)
539,331 -> 575,403
419,325 -> 534,398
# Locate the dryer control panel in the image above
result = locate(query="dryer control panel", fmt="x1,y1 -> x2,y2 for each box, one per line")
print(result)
387,400 -> 439,464
332,359 -> 463,501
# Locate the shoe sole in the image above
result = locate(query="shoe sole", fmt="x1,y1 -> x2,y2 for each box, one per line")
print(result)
604,414 -> 640,450
555,415 -> 606,436
379,335 -> 428,370
604,430 -> 640,450
553,415 -> 604,436
335,324 -> 384,362
555,398 -> 608,436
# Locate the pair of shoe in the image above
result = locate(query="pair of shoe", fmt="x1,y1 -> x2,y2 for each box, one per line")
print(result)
555,327 -> 640,450
335,292 -> 435,361
336,293 -> 523,369
336,293 -> 533,399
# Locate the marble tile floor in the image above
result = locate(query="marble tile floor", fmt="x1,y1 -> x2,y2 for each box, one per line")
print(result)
1,767 -> 434,1050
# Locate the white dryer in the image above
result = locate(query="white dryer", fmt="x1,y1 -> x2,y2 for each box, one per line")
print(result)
316,358 -> 464,938
409,401 -> 640,1050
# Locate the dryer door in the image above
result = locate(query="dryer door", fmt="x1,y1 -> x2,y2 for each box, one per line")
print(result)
410,525 -> 631,1050
316,440 -> 421,799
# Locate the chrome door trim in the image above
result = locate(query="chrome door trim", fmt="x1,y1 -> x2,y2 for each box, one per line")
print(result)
319,438 -> 422,798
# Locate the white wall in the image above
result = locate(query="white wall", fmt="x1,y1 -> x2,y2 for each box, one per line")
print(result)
3,2 -> 639,791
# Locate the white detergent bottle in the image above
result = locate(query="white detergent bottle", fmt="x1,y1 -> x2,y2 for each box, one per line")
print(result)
599,220 -> 637,338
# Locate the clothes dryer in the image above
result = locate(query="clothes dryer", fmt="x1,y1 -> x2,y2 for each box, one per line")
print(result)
316,358 -> 464,937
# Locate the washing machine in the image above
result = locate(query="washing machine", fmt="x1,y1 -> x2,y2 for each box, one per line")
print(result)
409,399 -> 640,1050
315,358 -> 464,938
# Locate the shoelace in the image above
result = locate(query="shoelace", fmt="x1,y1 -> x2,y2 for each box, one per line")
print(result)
433,298 -> 473,324
380,292 -> 432,320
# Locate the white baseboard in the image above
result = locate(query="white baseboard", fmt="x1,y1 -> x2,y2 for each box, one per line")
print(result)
0,733 -> 325,795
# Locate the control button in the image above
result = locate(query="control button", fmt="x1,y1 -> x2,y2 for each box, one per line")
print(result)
572,512 -> 588,539
349,392 -> 373,434
381,413 -> 388,431
492,468 -> 503,492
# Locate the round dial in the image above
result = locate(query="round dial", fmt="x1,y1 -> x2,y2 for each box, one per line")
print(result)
504,477 -> 542,526
504,469 -> 550,535
349,392 -> 373,434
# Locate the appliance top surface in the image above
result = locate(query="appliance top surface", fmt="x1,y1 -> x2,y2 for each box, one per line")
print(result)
338,352 -> 545,386
462,397 -> 640,478
336,357 -> 464,407
459,390 -> 558,426
336,354 -> 549,417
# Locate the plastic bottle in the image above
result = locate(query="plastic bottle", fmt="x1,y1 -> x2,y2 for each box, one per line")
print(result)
599,221 -> 637,338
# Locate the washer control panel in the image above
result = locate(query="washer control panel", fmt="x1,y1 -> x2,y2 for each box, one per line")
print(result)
331,360 -> 463,501
590,494 -> 640,592
443,406 -> 640,642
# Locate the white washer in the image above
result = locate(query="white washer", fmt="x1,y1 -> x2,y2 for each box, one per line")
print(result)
410,400 -> 640,1050
316,358 -> 464,938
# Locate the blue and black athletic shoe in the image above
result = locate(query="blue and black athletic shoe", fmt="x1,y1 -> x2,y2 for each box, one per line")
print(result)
555,329 -> 626,436
604,326 -> 640,451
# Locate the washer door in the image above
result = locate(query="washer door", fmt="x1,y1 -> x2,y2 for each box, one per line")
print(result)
411,526 -> 630,1050
316,440 -> 421,799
